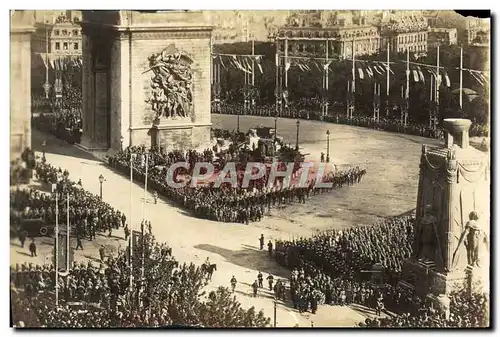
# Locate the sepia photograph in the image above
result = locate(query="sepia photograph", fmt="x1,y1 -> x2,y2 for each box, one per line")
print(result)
8,6 -> 491,329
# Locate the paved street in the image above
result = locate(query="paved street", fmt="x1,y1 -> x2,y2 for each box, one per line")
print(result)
12,116 -> 436,327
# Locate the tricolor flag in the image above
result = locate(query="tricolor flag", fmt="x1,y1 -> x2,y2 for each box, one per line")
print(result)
418,67 -> 425,83
443,73 -> 450,87
365,66 -> 374,78
470,71 -> 484,86
373,64 -> 383,76
413,70 -> 419,82
358,67 -> 364,79
255,56 -> 263,74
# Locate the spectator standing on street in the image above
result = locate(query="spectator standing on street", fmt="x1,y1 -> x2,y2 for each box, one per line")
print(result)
259,234 -> 264,250
267,240 -> 273,259
76,235 -> 84,250
99,245 -> 105,262
257,272 -> 263,288
124,225 -> 130,241
230,275 -> 237,293
252,280 -> 259,297
19,231 -> 27,248
29,239 -> 37,257
267,274 -> 274,291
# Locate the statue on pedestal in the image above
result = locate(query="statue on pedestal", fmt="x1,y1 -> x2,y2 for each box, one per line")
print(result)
453,211 -> 489,268
415,205 -> 437,262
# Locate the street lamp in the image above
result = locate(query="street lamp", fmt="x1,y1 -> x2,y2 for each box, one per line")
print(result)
99,174 -> 105,199
42,140 -> 47,159
295,120 -> 300,151
237,111 -> 240,134
326,130 -> 330,163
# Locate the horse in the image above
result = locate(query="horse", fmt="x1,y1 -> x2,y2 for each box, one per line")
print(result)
202,264 -> 217,281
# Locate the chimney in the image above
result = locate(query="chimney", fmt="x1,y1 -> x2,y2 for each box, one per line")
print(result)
443,118 -> 472,149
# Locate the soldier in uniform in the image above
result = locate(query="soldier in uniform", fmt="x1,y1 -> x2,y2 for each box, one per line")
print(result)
29,239 -> 37,257
230,275 -> 237,293
257,271 -> 263,288
267,274 -> 274,291
252,280 -> 259,297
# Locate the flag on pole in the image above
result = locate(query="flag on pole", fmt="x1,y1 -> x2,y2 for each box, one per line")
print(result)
365,66 -> 373,78
470,71 -> 484,86
40,53 -> 48,70
255,56 -> 263,74
443,73 -> 450,87
285,59 -> 291,72
413,70 -> 419,82
478,72 -> 488,83
418,67 -> 425,83
373,64 -> 383,76
358,68 -> 364,79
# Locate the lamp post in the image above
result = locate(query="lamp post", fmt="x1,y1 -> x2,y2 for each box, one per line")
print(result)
42,140 -> 47,159
99,174 -> 104,199
274,116 -> 278,141
273,299 -> 277,327
237,112 -> 240,134
295,120 -> 300,151
326,130 -> 330,163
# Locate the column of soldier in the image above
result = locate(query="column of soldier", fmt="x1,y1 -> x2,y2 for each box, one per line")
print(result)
273,216 -> 488,328
109,145 -> 366,224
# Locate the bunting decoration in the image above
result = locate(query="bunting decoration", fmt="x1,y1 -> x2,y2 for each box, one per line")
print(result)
38,53 -> 83,70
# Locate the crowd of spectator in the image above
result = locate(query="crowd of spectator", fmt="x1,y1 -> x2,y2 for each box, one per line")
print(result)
213,102 -> 488,138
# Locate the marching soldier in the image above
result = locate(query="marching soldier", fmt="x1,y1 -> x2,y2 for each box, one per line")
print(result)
76,235 -> 84,250
252,280 -> 259,297
257,271 -> 263,288
99,245 -> 106,262
29,239 -> 37,257
230,275 -> 237,293
267,274 -> 274,291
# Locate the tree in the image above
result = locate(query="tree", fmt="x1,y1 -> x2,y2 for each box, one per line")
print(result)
198,287 -> 270,327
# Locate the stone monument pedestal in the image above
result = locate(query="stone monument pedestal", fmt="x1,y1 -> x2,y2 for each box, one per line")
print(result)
399,118 -> 489,300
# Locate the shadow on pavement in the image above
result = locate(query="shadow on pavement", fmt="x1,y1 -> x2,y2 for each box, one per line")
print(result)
194,243 -> 289,279
32,129 -> 99,162
16,251 -> 33,258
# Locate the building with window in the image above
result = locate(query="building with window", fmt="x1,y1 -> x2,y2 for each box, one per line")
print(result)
274,19 -> 380,59
428,27 -> 457,48
31,15 -> 82,56
381,15 -> 429,54
466,18 -> 490,47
